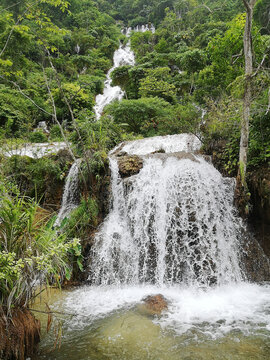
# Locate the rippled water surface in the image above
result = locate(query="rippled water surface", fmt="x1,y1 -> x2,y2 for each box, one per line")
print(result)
34,283 -> 270,360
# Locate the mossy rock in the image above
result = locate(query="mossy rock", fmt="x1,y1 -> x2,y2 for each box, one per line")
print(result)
118,155 -> 143,178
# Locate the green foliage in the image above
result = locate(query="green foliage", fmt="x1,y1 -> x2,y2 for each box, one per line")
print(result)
1,155 -> 69,200
130,31 -> 154,58
111,65 -> 146,99
29,131 -> 48,143
254,0 -> 270,35
158,103 -> 201,135
50,125 -> 64,141
106,97 -> 173,135
0,181 -> 81,311
71,115 -> 124,154
177,48 -> 207,74
0,85 -> 33,138
0,0 -> 121,139
63,198 -> 99,240
139,67 -> 176,102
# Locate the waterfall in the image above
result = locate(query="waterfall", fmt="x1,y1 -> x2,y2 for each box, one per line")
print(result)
94,25 -> 155,119
55,159 -> 81,227
94,42 -> 135,119
89,134 -> 245,286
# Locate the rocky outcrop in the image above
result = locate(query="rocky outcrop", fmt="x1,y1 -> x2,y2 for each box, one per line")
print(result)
118,155 -> 143,178
241,236 -> 270,282
138,294 -> 168,316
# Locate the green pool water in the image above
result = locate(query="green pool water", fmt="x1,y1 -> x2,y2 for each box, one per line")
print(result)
32,284 -> 270,360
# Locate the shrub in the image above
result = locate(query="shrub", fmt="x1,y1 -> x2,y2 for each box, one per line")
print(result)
29,131 -> 47,143
0,181 -> 81,312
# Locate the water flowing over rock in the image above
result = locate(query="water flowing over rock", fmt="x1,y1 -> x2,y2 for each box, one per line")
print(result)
88,134 -> 259,286
3,142 -> 67,159
94,42 -> 135,119
55,159 -> 81,226
94,25 -> 155,119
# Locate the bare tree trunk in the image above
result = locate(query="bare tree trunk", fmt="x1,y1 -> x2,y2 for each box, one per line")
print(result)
235,0 -> 257,216
239,0 -> 257,185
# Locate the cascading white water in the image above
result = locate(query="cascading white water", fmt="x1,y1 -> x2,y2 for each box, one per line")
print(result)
94,43 -> 135,119
55,159 -> 81,227
89,134 -> 244,286
36,135 -> 270,359
94,25 -> 155,119
3,142 -> 67,159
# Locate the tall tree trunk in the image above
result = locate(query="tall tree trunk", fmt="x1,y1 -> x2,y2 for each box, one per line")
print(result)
235,0 -> 257,216
239,0 -> 256,184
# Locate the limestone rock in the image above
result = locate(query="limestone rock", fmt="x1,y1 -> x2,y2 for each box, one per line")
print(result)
118,155 -> 143,178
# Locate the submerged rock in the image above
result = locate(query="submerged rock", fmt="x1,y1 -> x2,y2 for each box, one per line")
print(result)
118,155 -> 143,178
138,294 -> 168,316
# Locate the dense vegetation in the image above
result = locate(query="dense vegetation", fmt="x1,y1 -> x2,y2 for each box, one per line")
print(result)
0,0 -> 269,332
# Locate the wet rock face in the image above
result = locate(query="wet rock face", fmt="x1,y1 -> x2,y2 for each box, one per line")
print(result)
241,237 -> 270,282
118,155 -> 143,178
139,294 -> 168,316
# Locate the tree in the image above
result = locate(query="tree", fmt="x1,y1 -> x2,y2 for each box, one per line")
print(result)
238,0 -> 257,188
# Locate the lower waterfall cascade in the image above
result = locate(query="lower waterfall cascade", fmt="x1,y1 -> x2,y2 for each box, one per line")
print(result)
89,134 -> 244,286
35,134 -> 270,360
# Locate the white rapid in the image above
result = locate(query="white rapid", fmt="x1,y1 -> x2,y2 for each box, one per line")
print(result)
94,25 -> 155,119
89,134 -> 244,286
36,134 -> 270,360
94,42 -> 135,119
55,159 -> 81,227
3,142 -> 67,159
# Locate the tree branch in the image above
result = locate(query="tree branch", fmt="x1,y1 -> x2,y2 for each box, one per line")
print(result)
0,1 -> 40,58
0,75 -> 53,116
242,0 -> 251,12
266,87 -> 270,115
43,66 -> 77,166
0,1 -> 23,13
252,54 -> 267,77
202,4 -> 213,13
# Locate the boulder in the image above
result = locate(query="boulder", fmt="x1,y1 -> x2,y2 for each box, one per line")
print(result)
138,294 -> 168,316
118,155 -> 143,178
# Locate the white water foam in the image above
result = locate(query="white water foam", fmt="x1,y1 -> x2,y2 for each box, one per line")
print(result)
49,134 -> 270,344
3,142 -> 67,159
90,135 -> 243,286
118,134 -> 202,155
59,283 -> 270,339
94,25 -> 155,119
94,42 -> 135,119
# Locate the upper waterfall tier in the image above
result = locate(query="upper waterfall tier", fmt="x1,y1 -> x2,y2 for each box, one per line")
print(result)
94,25 -> 155,119
94,42 -> 135,119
